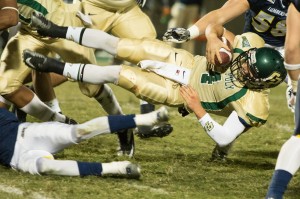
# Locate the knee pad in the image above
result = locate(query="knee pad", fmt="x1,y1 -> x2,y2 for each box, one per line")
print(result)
78,82 -> 103,98
117,65 -> 184,106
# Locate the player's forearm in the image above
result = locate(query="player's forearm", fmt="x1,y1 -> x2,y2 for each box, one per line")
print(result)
0,10 -> 18,30
205,23 -> 224,40
192,104 -> 207,120
191,10 -> 225,39
199,111 -> 246,147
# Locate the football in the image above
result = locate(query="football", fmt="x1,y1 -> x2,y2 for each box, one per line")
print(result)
214,37 -> 233,67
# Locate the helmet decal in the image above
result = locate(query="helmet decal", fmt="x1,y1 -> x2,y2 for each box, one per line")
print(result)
230,47 -> 286,90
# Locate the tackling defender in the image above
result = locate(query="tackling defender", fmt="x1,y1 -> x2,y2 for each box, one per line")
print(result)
266,0 -> 300,198
0,105 -> 168,178
23,16 -> 287,160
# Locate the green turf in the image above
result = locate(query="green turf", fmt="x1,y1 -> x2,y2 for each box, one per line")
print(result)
1,82 -> 298,199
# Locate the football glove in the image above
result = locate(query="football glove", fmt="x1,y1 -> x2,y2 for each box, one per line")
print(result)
163,28 -> 190,43
286,85 -> 296,113
136,0 -> 147,7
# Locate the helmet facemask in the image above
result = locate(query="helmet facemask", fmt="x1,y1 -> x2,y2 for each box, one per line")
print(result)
230,48 -> 286,90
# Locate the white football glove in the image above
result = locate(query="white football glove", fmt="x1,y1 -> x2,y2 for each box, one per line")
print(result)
136,0 -> 147,7
286,85 -> 296,113
162,28 -> 190,43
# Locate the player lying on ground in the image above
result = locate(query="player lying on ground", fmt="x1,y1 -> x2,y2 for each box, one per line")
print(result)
0,106 -> 168,178
23,14 -> 287,160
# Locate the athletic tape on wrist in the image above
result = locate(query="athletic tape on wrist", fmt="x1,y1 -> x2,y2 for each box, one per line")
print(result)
187,25 -> 200,40
1,7 -> 19,14
284,62 -> 300,70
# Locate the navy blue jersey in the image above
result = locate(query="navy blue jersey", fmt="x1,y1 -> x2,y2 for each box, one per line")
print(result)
0,108 -> 20,167
243,0 -> 289,47
289,0 -> 300,11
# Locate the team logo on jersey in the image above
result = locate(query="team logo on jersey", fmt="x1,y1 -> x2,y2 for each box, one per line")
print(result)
204,121 -> 214,132
241,36 -> 251,48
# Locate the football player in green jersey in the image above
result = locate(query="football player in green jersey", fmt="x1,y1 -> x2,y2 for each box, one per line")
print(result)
23,15 -> 287,160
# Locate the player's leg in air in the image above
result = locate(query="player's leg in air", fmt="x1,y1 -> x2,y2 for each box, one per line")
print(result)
12,106 -> 169,178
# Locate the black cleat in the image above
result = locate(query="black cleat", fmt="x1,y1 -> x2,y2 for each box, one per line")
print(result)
30,11 -> 66,38
23,49 -> 63,74
135,123 -> 173,139
117,129 -> 135,158
23,49 -> 50,72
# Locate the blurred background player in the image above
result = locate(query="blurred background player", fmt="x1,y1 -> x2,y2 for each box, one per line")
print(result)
0,104 -> 168,178
266,1 -> 300,198
167,0 -> 204,54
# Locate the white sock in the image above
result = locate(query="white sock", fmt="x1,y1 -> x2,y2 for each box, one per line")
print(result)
134,111 -> 158,126
66,27 -> 84,43
63,63 -> 121,84
275,136 -> 300,175
44,98 -> 62,113
95,84 -> 123,115
62,63 -> 81,80
66,27 -> 119,55
20,94 -> 65,122
101,161 -> 130,175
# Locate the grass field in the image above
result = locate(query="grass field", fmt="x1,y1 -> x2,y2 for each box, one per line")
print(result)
0,81 -> 298,199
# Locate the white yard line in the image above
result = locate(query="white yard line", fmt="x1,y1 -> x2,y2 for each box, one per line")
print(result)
0,184 -> 53,199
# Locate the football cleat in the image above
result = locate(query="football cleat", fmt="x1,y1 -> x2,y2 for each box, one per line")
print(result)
117,129 -> 135,158
30,11 -> 63,38
211,144 -> 233,162
110,161 -> 141,179
23,49 -> 62,73
135,123 -> 173,138
23,49 -> 49,72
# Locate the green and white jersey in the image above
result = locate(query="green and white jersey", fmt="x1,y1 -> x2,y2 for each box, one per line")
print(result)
189,32 -> 269,127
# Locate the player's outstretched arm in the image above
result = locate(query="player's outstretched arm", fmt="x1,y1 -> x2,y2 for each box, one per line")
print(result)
180,85 -> 246,147
30,11 -> 119,55
163,0 -> 248,43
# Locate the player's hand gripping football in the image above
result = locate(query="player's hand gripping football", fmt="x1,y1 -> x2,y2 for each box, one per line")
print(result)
136,0 -> 147,7
206,35 -> 231,66
163,28 -> 190,43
